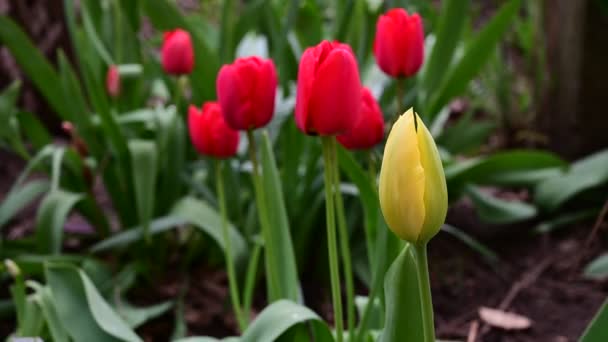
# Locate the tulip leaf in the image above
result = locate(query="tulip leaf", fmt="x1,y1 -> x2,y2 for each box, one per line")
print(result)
260,131 -> 300,302
535,149 -> 608,212
241,300 -> 333,342
427,0 -> 522,118
380,243 -> 423,342
174,338 -> 239,342
17,111 -> 52,151
419,0 -> 470,103
45,263 -> 142,342
337,147 -> 378,263
35,190 -> 84,255
171,197 -> 247,263
128,140 -> 158,241
584,254 -> 608,281
534,209 -> 599,234
90,216 -> 186,253
33,286 -> 70,342
117,300 -> 174,329
580,299 -> 608,342
154,106 -> 186,214
444,150 -> 567,197
441,224 -> 499,262
466,185 -> 537,225
0,180 -> 49,229
0,17 -> 71,121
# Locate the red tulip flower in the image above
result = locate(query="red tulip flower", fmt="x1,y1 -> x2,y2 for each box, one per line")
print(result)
373,9 -> 424,78
217,56 -> 277,130
161,29 -> 194,75
188,102 -> 239,158
106,65 -> 120,98
337,88 -> 384,150
295,41 -> 362,136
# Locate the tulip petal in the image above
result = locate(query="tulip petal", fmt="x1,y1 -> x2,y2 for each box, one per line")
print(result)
416,112 -> 448,242
308,49 -> 361,135
379,110 -> 426,242
295,48 -> 317,133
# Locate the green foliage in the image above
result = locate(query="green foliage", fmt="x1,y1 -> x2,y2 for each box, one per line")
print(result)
0,0 -> 605,340
581,299 -> 608,342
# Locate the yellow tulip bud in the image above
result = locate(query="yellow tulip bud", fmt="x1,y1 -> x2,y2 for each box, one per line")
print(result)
379,109 -> 448,243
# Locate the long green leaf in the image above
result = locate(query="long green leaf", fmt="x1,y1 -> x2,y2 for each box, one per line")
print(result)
427,0 -> 522,118
444,150 -> 566,197
33,286 -> 70,342
584,255 -> 608,281
241,300 -> 333,342
260,132 -> 300,302
90,216 -> 186,253
0,180 -> 49,229
17,111 -> 52,151
419,0 -> 470,102
35,190 -> 83,254
128,140 -> 158,241
580,299 -> 608,342
0,16 -> 70,120
171,197 -> 247,263
535,149 -> 608,212
45,263 -> 142,342
466,185 -> 537,225
380,244 -> 423,342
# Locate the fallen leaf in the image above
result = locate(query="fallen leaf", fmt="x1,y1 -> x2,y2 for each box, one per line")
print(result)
478,306 -> 532,330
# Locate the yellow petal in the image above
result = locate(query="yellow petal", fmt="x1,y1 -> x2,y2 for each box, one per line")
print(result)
416,113 -> 448,242
379,109 -> 426,242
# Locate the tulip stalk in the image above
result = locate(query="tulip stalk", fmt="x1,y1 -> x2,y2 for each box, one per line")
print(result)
173,75 -> 189,109
215,160 -> 246,331
246,130 -> 280,301
414,242 -> 435,342
321,136 -> 344,342
332,146 -> 355,336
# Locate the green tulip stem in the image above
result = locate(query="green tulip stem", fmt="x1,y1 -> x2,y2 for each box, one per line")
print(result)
173,75 -> 189,109
414,242 -> 436,342
396,78 -> 404,116
247,129 -> 280,301
332,142 -> 355,337
322,136 -> 344,342
215,159 -> 246,332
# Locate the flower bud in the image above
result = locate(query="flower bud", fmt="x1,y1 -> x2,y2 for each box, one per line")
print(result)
217,56 -> 277,130
188,102 -> 239,158
378,109 -> 447,243
373,9 -> 424,78
337,87 -> 384,150
106,65 -> 120,98
161,29 -> 195,75
4,259 -> 20,278
295,40 -> 361,135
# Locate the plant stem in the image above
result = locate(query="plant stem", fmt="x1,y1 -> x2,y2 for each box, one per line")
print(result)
332,143 -> 355,337
215,160 -> 246,332
247,129 -> 280,301
396,78 -> 404,116
173,75 -> 188,110
414,242 -> 436,342
322,136 -> 344,342
242,241 -> 262,319
364,150 -> 377,269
